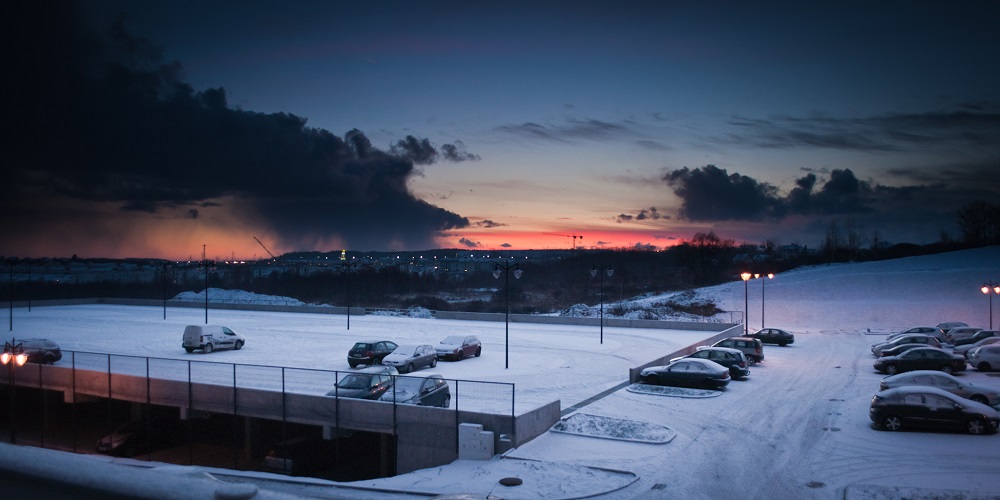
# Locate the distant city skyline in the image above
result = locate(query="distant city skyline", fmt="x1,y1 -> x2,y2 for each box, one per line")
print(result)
4,1 -> 999,260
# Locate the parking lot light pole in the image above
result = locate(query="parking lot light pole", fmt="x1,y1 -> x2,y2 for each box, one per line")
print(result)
756,273 -> 774,329
741,272 -> 752,334
493,261 -> 523,369
342,259 -> 359,330
982,282 -> 1000,329
2,339 -> 27,443
591,265 -> 613,344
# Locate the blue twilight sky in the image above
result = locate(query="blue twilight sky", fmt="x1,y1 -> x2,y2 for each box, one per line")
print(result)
3,1 -> 999,259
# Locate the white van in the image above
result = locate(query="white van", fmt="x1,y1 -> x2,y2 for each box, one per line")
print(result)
182,325 -> 245,353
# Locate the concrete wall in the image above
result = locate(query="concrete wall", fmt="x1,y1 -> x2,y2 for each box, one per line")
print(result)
627,324 -> 744,383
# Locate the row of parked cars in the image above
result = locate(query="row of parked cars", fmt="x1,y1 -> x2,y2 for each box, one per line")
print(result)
637,328 -> 794,390
868,322 -> 1000,435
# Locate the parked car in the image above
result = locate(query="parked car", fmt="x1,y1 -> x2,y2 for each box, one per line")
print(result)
879,370 -> 1000,407
347,340 -> 398,368
95,420 -> 181,457
945,327 -> 984,344
182,325 -> 244,354
968,345 -> 1000,372
710,337 -> 764,365
379,373 -> 451,408
887,326 -> 948,344
326,365 -> 398,399
877,343 -> 934,358
381,344 -> 437,373
873,347 -> 967,375
638,358 -> 731,390
871,334 -> 941,356
954,337 -> 1000,358
14,338 -> 62,364
749,328 -> 794,346
674,347 -> 750,380
870,386 -> 999,435
263,437 -> 337,476
953,330 -> 1000,347
936,321 -> 968,332
435,335 -> 482,361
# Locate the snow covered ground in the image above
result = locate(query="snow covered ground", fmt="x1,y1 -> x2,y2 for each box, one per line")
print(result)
3,246 -> 1000,499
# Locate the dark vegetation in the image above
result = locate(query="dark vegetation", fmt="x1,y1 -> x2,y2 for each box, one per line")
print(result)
5,202 -> 999,316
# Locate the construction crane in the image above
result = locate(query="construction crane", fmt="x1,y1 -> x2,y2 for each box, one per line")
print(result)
543,233 -> 584,249
252,236 -> 276,260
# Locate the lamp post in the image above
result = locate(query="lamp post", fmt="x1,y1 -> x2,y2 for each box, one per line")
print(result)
342,259 -> 359,330
981,281 -> 1000,329
200,255 -> 214,324
493,261 -> 523,369
591,265 -> 614,344
2,339 -> 27,443
161,263 -> 173,320
755,273 -> 774,329
740,272 -> 752,334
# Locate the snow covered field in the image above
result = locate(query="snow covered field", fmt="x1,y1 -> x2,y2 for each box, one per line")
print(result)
3,246 -> 1000,499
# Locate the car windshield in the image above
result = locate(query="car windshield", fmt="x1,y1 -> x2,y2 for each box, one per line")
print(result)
392,345 -> 417,356
392,377 -> 427,393
351,342 -> 370,350
336,374 -> 372,390
440,336 -> 464,345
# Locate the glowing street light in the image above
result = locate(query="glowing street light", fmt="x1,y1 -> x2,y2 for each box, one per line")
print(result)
493,261 -> 523,369
591,265 -> 614,344
2,339 -> 27,443
981,281 -> 1000,329
741,272 -> 752,334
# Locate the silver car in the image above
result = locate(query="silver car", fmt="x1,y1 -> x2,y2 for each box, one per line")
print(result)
381,344 -> 438,373
879,370 -> 1000,407
968,345 -> 1000,372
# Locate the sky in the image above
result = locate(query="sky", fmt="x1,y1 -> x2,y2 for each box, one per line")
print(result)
3,246 -> 1000,498
4,1 -> 1000,260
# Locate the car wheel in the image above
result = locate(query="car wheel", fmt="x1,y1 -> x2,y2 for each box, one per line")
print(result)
967,417 -> 988,435
442,394 -> 451,408
185,347 -> 194,353
977,362 -> 992,371
348,361 -> 357,368
405,363 -> 413,374
942,365 -> 954,375
203,343 -> 213,354
882,414 -> 903,431
235,340 -> 244,350
475,347 -> 482,357
971,395 -> 989,405
884,364 -> 898,375
778,342 -> 787,347
701,379 -> 717,390
747,357 -> 756,366
430,357 -> 437,368
456,350 -> 464,360
42,355 -> 55,365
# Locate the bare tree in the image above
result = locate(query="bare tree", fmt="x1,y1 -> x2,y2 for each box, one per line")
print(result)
957,201 -> 1000,246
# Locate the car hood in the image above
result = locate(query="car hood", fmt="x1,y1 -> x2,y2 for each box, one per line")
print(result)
382,353 -> 411,363
326,387 -> 373,399
380,390 -> 420,404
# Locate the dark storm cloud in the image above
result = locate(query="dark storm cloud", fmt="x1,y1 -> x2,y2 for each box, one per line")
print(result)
616,207 -> 667,224
663,165 -> 785,221
727,110 -> 1000,152
661,164 -> 986,227
458,238 -> 481,248
475,220 -> 506,228
2,3 -> 472,251
440,141 -> 481,162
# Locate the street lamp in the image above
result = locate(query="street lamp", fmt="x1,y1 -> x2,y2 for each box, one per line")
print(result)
493,261 -> 523,369
981,281 -> 1000,329
1,339 -> 27,443
591,265 -> 614,344
342,259 -> 359,330
740,272 -> 752,334
755,273 -> 774,329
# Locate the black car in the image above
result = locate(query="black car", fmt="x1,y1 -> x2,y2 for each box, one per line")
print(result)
379,373 -> 451,408
638,358 -> 731,390
326,366 -> 397,399
348,340 -> 398,368
750,328 -> 794,346
870,386 -> 1000,435
680,347 -> 750,379
95,420 -> 181,457
876,343 -> 933,358
15,338 -> 62,364
873,347 -> 967,375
